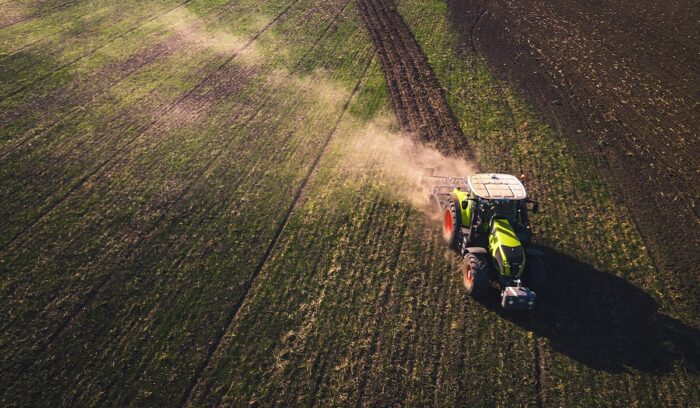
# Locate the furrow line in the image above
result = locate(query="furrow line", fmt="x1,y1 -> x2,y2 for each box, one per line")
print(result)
377,0 -> 468,153
357,0 -> 423,132
353,215 -> 409,407
357,0 -> 470,155
365,0 -> 441,143
355,0 -> 411,129
179,52 -> 376,408
371,0 -> 448,140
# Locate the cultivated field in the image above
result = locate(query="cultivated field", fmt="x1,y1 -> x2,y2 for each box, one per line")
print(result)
1,0 -> 698,407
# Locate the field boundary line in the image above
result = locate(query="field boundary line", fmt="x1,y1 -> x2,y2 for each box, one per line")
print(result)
0,0 -> 301,255
179,52 -> 376,408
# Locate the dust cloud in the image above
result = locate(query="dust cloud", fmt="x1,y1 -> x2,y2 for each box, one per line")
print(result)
343,116 -> 476,218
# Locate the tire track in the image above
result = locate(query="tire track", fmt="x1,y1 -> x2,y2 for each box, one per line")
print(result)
179,52 -> 375,408
0,0 -> 300,255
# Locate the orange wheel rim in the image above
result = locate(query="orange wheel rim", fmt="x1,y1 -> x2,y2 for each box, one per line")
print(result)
465,263 -> 473,286
443,209 -> 452,239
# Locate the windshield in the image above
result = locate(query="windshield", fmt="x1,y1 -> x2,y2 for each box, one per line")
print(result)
493,200 -> 518,220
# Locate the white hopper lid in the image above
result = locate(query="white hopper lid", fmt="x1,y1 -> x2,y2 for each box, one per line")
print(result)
467,173 -> 527,199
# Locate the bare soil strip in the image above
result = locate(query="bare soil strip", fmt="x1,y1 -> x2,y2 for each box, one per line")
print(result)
356,0 -> 470,157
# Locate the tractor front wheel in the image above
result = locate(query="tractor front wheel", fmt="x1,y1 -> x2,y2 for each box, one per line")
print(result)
463,253 -> 488,297
443,198 -> 461,250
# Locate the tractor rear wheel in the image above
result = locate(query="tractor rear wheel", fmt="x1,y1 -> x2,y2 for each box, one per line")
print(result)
525,255 -> 546,295
463,253 -> 488,297
443,198 -> 461,250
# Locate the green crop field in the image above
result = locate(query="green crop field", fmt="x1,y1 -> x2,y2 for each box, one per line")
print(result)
1,0 -> 697,406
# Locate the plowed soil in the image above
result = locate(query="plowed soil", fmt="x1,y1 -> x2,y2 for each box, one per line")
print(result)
446,0 -> 699,307
357,0 -> 469,156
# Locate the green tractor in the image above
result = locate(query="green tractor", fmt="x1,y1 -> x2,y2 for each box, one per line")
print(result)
423,171 -> 545,310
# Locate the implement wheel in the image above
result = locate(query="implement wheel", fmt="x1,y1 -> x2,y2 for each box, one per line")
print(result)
443,198 -> 461,250
463,253 -> 488,297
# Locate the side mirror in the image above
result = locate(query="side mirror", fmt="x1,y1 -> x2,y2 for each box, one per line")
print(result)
532,202 -> 539,214
461,200 -> 468,210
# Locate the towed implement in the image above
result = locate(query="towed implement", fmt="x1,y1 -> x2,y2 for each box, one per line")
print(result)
423,170 -> 545,310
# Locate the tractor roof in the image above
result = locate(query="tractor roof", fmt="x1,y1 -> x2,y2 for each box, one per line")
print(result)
468,173 -> 527,200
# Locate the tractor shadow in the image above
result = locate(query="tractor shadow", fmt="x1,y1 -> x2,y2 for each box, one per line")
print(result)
476,246 -> 700,374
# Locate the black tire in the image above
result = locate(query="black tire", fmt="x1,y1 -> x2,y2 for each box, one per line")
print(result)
525,254 -> 546,295
463,253 -> 489,297
442,198 -> 461,250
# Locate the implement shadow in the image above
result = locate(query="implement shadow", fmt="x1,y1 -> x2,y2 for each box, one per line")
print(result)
477,246 -> 700,374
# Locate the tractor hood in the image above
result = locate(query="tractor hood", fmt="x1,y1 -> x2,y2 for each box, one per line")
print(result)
488,218 -> 525,277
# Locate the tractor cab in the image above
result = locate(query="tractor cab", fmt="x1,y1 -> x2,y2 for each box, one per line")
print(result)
465,173 -> 535,244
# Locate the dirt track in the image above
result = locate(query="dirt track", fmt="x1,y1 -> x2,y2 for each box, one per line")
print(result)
447,0 -> 700,311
